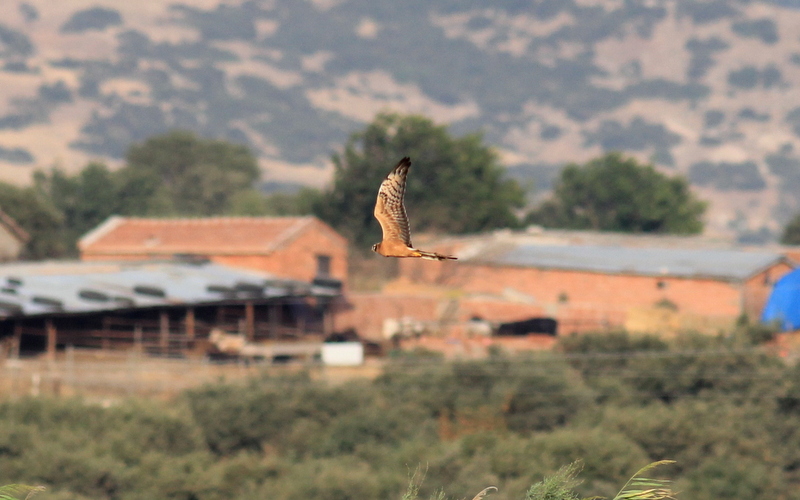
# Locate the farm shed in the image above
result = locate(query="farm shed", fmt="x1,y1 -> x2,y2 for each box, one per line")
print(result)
0,260 -> 344,360
397,231 -> 794,334
79,216 -> 348,286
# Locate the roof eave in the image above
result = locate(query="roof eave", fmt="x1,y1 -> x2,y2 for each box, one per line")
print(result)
459,258 -> 782,283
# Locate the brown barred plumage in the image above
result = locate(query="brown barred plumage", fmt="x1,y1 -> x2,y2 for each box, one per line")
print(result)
371,157 -> 457,261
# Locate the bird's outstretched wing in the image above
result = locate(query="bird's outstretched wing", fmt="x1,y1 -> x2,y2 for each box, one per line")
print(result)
470,486 -> 498,500
374,157 -> 412,247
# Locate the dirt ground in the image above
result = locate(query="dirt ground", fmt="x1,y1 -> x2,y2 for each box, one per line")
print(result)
0,348 -> 385,402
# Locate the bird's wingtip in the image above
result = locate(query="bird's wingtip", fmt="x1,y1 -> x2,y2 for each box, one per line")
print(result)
391,156 -> 411,174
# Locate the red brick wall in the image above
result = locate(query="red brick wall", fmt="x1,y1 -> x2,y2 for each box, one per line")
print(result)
397,258 -> 791,330
784,248 -> 800,265
83,220 -> 349,286
213,222 -> 348,284
403,261 -> 741,315
338,293 -> 440,339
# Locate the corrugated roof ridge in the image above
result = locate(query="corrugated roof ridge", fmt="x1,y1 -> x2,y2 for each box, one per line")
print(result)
265,217 -> 316,252
78,215 -> 127,249
510,242 -> 785,256
470,242 -> 789,281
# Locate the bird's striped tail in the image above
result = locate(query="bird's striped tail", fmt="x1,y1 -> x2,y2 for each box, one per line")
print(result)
416,250 -> 457,261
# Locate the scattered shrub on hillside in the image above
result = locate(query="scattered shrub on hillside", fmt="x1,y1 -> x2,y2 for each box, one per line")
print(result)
688,160 -> 765,191
60,8 -> 122,33
731,18 -> 779,45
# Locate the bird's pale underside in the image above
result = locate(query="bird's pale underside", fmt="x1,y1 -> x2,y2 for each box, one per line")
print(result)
371,157 -> 457,260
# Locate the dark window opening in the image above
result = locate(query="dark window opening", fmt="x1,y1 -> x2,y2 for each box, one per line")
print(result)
316,255 -> 331,277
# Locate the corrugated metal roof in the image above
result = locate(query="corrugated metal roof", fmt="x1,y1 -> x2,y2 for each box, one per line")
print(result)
469,244 -> 786,281
0,260 -> 339,319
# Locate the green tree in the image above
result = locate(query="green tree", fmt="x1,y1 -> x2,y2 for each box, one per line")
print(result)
780,213 -> 800,245
528,152 -> 706,234
21,132 -> 267,258
120,130 -> 261,216
228,188 -> 321,217
33,162 -> 119,256
315,112 -> 525,248
0,182 -> 65,259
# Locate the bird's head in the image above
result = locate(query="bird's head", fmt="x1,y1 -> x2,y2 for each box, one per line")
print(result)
371,243 -> 380,253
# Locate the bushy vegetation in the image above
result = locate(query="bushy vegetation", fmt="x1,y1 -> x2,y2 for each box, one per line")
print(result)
0,131 -> 266,258
0,121 -> 529,258
0,330 -> 798,499
731,18 -> 779,45
59,7 -> 122,34
315,112 -> 526,248
528,153 -> 706,234
30,0 -> 736,165
688,160 -> 766,191
781,213 -> 800,245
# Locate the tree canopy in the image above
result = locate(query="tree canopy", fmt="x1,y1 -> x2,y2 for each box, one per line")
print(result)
0,182 -> 64,259
18,130 -> 267,258
120,130 -> 261,216
32,162 -> 118,256
2,330 -> 799,499
528,152 -> 707,234
314,112 -> 525,248
781,213 -> 800,245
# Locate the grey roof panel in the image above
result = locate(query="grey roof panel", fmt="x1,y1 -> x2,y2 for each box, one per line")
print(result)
482,245 -> 785,280
0,261 -> 338,318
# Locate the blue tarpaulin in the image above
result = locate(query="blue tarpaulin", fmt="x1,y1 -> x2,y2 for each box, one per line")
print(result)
762,269 -> 800,331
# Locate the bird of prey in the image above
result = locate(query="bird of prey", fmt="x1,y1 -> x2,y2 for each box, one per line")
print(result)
371,157 -> 457,260
470,487 -> 498,500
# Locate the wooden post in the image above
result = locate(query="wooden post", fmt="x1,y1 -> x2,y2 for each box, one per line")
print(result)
11,321 -> 21,359
322,304 -> 332,336
328,299 -> 336,334
244,302 -> 255,341
159,310 -> 169,353
185,307 -> 196,339
45,318 -> 57,362
133,324 -> 143,352
298,301 -> 306,337
101,316 -> 110,350
268,302 -> 281,338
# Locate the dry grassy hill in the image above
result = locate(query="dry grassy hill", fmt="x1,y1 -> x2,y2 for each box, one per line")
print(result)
1,0 -> 800,239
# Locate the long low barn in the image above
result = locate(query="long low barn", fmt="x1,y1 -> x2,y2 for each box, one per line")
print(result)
393,231 -> 795,334
0,259 -> 343,359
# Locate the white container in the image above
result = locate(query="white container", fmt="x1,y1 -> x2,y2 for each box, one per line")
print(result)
321,342 -> 364,366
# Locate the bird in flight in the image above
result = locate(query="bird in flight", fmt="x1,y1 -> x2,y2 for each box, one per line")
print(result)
371,157 -> 457,260
471,487 -> 498,500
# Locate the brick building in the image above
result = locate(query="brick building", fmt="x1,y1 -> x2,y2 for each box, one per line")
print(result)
393,231 -> 793,335
78,216 -> 348,286
339,230 -> 794,340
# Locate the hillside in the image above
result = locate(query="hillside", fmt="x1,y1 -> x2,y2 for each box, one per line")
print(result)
1,0 -> 800,238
